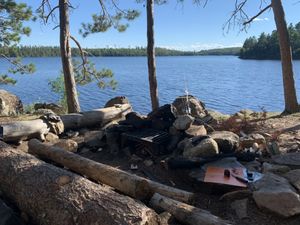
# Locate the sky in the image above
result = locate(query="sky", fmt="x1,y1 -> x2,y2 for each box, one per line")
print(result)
19,0 -> 300,51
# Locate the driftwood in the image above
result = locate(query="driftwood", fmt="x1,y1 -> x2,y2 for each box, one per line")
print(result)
0,104 -> 131,142
0,141 -> 159,225
150,193 -> 231,225
0,119 -> 49,142
60,104 -> 132,130
28,139 -> 194,203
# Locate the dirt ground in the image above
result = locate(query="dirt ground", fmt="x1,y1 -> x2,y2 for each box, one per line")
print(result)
2,112 -> 300,225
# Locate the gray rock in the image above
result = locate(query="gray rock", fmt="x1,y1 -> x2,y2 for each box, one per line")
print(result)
183,137 -> 219,158
54,139 -> 78,152
262,162 -> 290,175
173,115 -> 194,130
34,102 -> 64,114
253,172 -> 300,217
184,124 -> 207,137
240,133 -> 266,149
0,90 -> 23,116
172,95 -> 207,118
284,169 -> 300,192
210,131 -> 239,154
177,138 -> 192,151
272,152 -> 300,169
104,96 -> 130,108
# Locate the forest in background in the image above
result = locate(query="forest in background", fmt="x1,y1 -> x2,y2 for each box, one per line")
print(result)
240,22 -> 300,59
0,46 -> 241,57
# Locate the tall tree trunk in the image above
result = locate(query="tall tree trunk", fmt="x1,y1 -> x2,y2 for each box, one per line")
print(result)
147,0 -> 159,111
271,0 -> 299,113
59,0 -> 80,113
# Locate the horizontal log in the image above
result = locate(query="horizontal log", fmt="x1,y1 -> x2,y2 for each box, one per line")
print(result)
0,141 -> 159,225
0,119 -> 49,142
60,104 -> 132,130
28,139 -> 194,203
150,193 -> 232,225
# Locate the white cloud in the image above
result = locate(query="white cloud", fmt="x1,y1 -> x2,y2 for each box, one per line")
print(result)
158,42 -> 243,51
253,17 -> 269,22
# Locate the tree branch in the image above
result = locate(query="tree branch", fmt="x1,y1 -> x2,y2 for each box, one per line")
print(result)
243,4 -> 271,25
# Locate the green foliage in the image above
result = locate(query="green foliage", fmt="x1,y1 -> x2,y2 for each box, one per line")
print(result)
79,2 -> 140,37
240,22 -> 300,60
0,46 -> 241,57
49,59 -> 117,110
0,0 -> 35,85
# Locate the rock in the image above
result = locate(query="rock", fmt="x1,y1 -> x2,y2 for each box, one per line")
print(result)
66,130 -> 79,138
0,90 -> 23,116
54,139 -> 78,152
169,126 -> 180,136
148,104 -> 177,130
253,172 -> 300,217
183,137 -> 219,158
104,96 -> 130,108
45,132 -> 59,143
272,152 -> 300,169
284,169 -> 300,192
173,115 -> 194,130
0,199 -> 22,225
240,133 -> 266,149
144,159 -> 154,167
231,199 -> 248,220
33,108 -> 55,115
121,112 -> 150,128
177,138 -> 192,151
210,131 -> 239,154
262,162 -> 290,175
34,102 -> 64,114
167,134 -> 182,151
172,95 -> 207,118
184,124 -> 207,137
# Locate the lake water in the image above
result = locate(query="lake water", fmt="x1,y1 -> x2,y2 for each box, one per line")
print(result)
0,56 -> 300,114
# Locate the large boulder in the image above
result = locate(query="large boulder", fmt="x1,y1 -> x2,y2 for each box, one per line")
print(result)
173,115 -> 194,130
184,124 -> 207,137
148,104 -> 177,130
0,90 -> 23,116
172,95 -> 207,118
210,131 -> 239,154
253,172 -> 300,217
284,169 -> 300,192
272,152 -> 300,169
104,96 -> 130,108
239,133 -> 266,149
183,137 -> 219,158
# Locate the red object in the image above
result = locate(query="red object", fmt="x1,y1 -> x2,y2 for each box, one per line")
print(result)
204,166 -> 247,188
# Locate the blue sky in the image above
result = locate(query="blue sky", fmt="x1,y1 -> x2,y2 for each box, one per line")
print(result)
20,0 -> 300,50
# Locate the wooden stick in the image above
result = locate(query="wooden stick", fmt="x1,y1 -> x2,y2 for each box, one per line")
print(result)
150,193 -> 232,225
28,139 -> 194,203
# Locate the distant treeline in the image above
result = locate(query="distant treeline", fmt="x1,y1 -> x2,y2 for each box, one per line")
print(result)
0,46 -> 241,57
240,22 -> 300,60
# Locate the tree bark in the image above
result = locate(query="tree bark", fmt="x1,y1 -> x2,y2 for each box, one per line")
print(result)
147,0 -> 159,111
0,119 -> 49,142
150,193 -> 231,225
28,139 -> 194,203
60,104 -> 132,130
271,0 -> 299,113
59,0 -> 80,113
0,141 -> 159,225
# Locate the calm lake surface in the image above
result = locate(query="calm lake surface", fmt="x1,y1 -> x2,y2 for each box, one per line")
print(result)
1,56 -> 300,114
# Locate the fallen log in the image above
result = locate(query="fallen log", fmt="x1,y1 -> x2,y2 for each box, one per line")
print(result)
0,119 -> 49,142
150,193 -> 231,225
0,104 -> 131,142
60,103 -> 132,130
0,141 -> 159,225
28,139 -> 194,203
